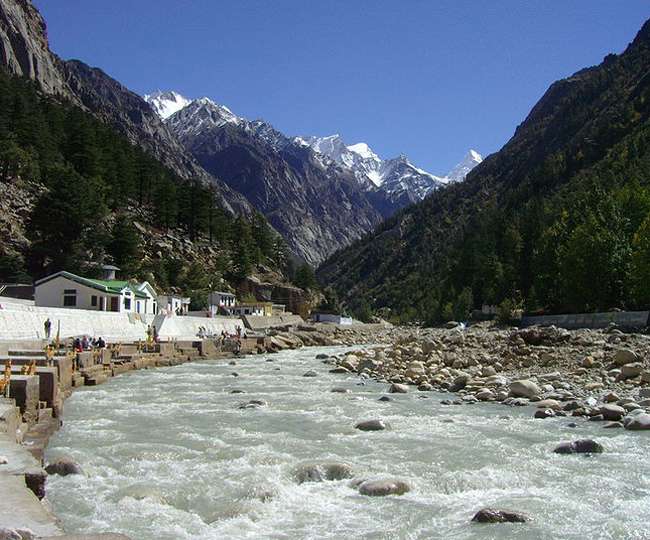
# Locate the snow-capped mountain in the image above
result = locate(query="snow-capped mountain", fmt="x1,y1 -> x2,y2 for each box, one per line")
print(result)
446,149 -> 483,183
158,94 -> 383,265
144,90 -> 192,119
297,134 -> 482,204
144,90 -> 483,261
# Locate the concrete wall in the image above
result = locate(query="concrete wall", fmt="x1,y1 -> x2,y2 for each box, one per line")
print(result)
154,314 -> 244,341
313,313 -> 352,325
243,314 -> 304,331
521,311 -> 650,330
0,302 -> 148,342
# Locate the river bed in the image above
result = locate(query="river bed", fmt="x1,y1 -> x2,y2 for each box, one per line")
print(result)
45,345 -> 650,539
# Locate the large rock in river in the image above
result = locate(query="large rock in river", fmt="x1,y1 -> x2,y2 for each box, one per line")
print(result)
355,420 -> 388,431
293,462 -> 353,484
45,457 -> 83,476
599,404 -> 625,421
553,439 -> 604,454
356,478 -> 410,496
471,508 -> 528,523
510,380 -> 540,399
624,413 -> 650,431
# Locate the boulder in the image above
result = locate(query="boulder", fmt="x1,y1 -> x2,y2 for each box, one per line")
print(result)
356,478 -> 410,496
510,380 -> 540,399
603,421 -> 624,429
475,389 -> 494,401
303,370 -> 318,377
355,420 -> 388,431
389,383 -> 409,394
45,457 -> 83,477
535,399 -> 561,410
330,388 -> 350,393
599,404 -> 625,421
238,399 -> 268,409
293,462 -> 353,484
534,409 -> 555,419
471,508 -> 528,523
624,413 -> 650,431
619,363 -> 644,380
613,349 -> 638,366
553,439 -> 604,454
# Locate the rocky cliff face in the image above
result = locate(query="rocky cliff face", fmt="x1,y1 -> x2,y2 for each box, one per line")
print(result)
0,0 -> 252,216
167,99 -> 383,265
61,61 -> 252,215
0,0 -> 71,98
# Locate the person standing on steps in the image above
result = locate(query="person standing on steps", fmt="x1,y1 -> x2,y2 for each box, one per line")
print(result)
44,318 -> 52,339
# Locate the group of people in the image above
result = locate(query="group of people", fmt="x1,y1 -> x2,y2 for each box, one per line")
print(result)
146,324 -> 158,343
72,335 -> 106,352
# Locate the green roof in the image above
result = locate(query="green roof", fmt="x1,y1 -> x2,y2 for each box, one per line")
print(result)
86,279 -> 149,298
35,272 -> 149,298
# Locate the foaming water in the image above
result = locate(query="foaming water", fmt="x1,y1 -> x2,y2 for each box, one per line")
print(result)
46,346 -> 650,539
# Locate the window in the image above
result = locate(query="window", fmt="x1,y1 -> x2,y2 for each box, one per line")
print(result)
63,289 -> 77,307
123,297 -> 131,310
136,301 -> 141,313
91,295 -> 97,307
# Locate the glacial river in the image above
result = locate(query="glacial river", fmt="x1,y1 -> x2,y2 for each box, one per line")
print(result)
46,346 -> 650,540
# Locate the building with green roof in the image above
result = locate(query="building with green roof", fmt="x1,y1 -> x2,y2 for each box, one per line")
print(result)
34,268 -> 158,314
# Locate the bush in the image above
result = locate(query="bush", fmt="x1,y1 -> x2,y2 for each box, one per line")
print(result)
496,298 -> 515,325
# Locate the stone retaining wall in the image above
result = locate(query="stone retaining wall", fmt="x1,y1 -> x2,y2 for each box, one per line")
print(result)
520,310 -> 650,330
154,314 -> 244,341
0,301 -> 148,342
243,314 -> 304,331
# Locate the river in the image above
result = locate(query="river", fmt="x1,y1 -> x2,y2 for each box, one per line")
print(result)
45,345 -> 650,539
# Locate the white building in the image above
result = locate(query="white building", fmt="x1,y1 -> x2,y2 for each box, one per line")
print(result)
34,271 -> 157,314
231,303 -> 267,317
311,312 -> 353,325
158,294 -> 190,316
207,291 -> 236,316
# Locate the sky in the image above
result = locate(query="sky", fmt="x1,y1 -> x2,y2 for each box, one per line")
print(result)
34,1 -> 649,174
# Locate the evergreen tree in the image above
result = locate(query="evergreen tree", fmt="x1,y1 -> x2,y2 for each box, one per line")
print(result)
107,215 -> 141,276
27,164 -> 107,276
294,263 -> 317,290
631,213 -> 650,306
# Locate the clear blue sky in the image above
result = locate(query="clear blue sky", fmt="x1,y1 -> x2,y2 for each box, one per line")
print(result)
34,0 -> 648,173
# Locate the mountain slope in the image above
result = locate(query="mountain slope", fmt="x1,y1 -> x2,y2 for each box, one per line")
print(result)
165,98 -> 383,265
319,19 -> 650,321
0,0 -> 251,216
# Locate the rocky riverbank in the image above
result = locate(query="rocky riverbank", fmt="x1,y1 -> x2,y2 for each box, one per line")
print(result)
328,322 -> 650,430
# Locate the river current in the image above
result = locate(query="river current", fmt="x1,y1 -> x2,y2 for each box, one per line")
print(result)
45,345 -> 650,540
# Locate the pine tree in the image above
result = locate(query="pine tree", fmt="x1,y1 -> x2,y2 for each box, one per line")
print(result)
107,215 -> 141,276
27,164 -> 108,275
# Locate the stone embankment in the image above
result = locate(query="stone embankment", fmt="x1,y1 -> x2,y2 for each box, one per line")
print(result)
329,322 -> 650,431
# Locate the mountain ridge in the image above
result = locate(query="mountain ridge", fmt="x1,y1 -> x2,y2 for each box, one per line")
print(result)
318,18 -> 650,321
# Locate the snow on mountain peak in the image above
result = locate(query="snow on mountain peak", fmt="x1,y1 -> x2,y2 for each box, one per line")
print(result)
144,90 -> 191,119
446,149 -> 483,183
347,142 -> 379,161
